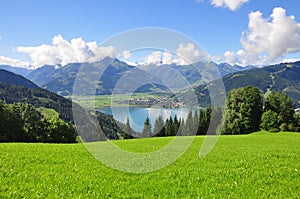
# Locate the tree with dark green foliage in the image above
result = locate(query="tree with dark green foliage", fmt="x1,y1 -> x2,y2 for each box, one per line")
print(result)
0,101 -> 24,142
261,91 -> 295,132
124,117 -> 133,139
142,117 -> 152,137
223,86 -> 263,134
11,103 -> 44,142
178,118 -> 185,136
153,116 -> 165,137
294,113 -> 300,132
193,111 -> 199,133
197,108 -> 207,135
183,110 -> 196,135
173,115 -> 180,135
165,116 -> 174,136
0,101 -> 77,143
260,110 -> 281,132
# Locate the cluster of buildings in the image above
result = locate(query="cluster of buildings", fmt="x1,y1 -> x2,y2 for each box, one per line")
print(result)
117,97 -> 183,108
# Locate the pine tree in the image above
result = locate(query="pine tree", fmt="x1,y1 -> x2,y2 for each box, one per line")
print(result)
184,110 -> 194,135
142,117 -> 152,137
197,108 -> 207,135
124,117 -> 133,139
173,115 -> 180,135
153,116 -> 165,137
165,116 -> 174,136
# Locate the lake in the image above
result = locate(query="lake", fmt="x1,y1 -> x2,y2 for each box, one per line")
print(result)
99,106 -> 197,132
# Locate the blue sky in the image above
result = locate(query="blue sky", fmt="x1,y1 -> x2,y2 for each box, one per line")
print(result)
0,0 -> 300,67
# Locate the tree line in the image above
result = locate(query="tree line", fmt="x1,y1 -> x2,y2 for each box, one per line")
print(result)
223,86 -> 300,134
0,101 -> 77,143
124,86 -> 300,138
123,106 -> 222,138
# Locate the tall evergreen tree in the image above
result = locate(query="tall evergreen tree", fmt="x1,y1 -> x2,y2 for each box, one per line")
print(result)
153,116 -> 165,137
173,115 -> 180,135
124,117 -> 133,139
165,116 -> 174,136
183,110 -> 195,135
197,108 -> 207,135
142,117 -> 152,137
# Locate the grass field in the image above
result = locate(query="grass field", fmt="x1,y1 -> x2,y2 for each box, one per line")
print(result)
1,132 -> 300,198
70,93 -> 168,108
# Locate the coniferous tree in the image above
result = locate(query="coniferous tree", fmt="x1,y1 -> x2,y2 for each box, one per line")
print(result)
173,115 -> 180,135
198,108 -> 207,135
124,117 -> 133,139
178,118 -> 185,136
183,110 -> 194,135
153,116 -> 165,137
165,116 -> 174,136
142,117 -> 152,137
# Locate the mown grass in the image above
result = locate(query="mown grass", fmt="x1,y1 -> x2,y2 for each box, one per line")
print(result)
1,132 -> 300,198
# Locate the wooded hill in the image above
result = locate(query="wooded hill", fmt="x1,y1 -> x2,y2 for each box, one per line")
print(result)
194,61 -> 300,107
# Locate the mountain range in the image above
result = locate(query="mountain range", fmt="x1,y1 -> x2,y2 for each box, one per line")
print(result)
12,58 -> 255,96
0,65 -> 33,77
1,58 -> 299,108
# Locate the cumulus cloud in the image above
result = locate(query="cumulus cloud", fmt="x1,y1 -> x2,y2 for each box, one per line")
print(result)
143,43 -> 208,65
197,0 -> 249,11
224,51 -> 239,65
176,43 -> 208,65
121,50 -> 131,59
16,35 -> 116,67
144,51 -> 162,65
210,0 -> 249,11
162,51 -> 173,64
0,56 -> 30,68
222,7 -> 300,66
241,7 -> 300,59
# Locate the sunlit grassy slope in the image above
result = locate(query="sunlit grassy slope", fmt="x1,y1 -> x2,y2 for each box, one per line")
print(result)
1,132 -> 300,198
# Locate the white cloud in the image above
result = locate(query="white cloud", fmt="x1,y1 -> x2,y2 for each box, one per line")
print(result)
0,56 -> 30,67
241,7 -> 300,60
176,43 -> 208,65
162,51 -> 173,64
224,51 -> 238,65
0,35 -> 2,40
221,7 -> 300,66
121,50 -> 131,59
16,35 -> 116,67
144,51 -> 162,65
142,43 -> 208,65
210,0 -> 249,11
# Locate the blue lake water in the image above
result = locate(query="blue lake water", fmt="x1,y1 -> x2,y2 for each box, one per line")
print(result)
99,106 -> 197,132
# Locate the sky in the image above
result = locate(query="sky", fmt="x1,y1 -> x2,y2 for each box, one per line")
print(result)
0,0 -> 300,68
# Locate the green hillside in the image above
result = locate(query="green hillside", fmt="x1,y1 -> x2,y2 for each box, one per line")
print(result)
195,61 -> 300,107
1,132 -> 299,198
0,69 -> 38,88
0,83 -> 125,140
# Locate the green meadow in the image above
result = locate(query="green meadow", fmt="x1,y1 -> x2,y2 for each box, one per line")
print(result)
1,132 -> 300,198
70,93 -> 168,108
